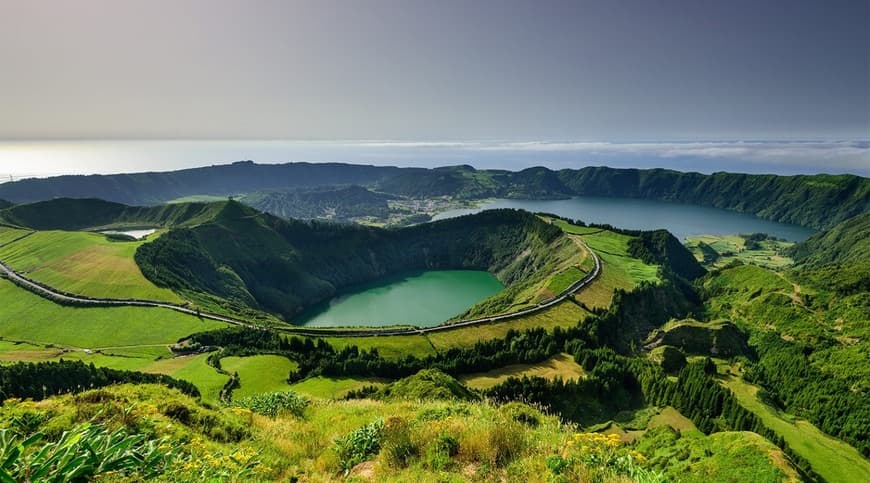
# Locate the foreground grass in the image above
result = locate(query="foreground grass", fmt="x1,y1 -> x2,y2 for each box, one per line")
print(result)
720,370 -> 870,483
222,354 -> 298,400
0,228 -> 182,301
0,279 -> 226,348
0,383 -> 667,482
460,353 -> 585,390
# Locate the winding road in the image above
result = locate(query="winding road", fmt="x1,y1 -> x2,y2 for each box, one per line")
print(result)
0,236 -> 600,338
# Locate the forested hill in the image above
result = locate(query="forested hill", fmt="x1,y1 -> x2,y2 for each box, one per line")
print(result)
787,213 -> 870,268
0,199 -> 12,209
135,202 -> 567,319
0,162 -> 866,229
0,198 -> 229,230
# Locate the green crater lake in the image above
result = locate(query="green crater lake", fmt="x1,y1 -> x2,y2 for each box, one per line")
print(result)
294,270 -> 505,328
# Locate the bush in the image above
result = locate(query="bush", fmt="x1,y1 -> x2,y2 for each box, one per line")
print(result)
0,422 -> 171,481
334,419 -> 385,472
231,391 -> 308,418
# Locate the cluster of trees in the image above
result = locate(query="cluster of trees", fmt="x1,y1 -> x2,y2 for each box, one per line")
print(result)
0,360 -> 199,401
187,274 -> 698,385
744,333 -> 869,457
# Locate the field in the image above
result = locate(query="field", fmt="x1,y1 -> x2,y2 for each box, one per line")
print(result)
0,278 -> 225,348
719,369 -> 870,483
460,353 -> 584,390
289,376 -> 389,399
685,234 -> 794,269
221,354 -> 298,399
559,226 -> 659,309
426,300 -> 590,350
0,227 -> 182,301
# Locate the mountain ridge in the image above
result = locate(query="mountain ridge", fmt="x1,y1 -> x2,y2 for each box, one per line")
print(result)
1,162 -> 866,229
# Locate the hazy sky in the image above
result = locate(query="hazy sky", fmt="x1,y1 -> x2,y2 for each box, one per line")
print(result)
1,0 -> 867,141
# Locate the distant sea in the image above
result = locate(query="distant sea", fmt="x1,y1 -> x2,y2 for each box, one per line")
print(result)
1,139 -> 867,182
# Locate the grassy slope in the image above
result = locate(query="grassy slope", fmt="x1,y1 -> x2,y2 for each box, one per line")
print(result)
460,353 -> 584,390
704,264 -> 869,387
685,234 -> 794,269
0,279 -> 224,347
720,370 -> 870,483
289,376 -> 389,399
0,227 -> 182,301
222,354 -> 298,399
552,220 -> 659,309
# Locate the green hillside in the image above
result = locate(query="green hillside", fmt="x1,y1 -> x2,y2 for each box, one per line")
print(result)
2,162 -> 866,229
787,212 -> 870,267
0,197 -> 227,231
135,203 -> 581,320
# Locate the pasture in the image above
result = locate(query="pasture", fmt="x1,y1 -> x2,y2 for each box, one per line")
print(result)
0,228 -> 182,301
0,279 -> 225,348
221,354 -> 298,399
720,371 -> 870,483
460,353 -> 584,390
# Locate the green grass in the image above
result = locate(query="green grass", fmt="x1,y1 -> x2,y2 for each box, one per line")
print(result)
170,353 -> 229,404
0,228 -> 182,301
546,266 -> 585,294
460,353 -> 584,390
221,354 -> 298,399
322,334 -> 438,360
546,222 -> 660,309
0,227 -> 31,246
289,376 -> 389,399
427,300 -> 591,350
0,279 -> 226,348
635,427 -> 799,482
720,371 -> 870,483
685,234 -> 794,269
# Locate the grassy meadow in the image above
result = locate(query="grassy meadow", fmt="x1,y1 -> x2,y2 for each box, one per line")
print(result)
222,354 -> 298,399
0,227 -> 182,301
685,234 -> 794,269
719,370 -> 870,483
460,353 -> 584,390
0,279 -> 225,348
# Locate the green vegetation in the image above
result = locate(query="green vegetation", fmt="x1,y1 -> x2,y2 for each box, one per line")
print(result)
243,185 -> 394,222
136,204 -> 579,321
460,353 -> 584,390
645,319 -> 749,358
635,427 -> 799,482
231,391 -> 309,417
290,376 -> 389,399
686,233 -> 794,269
0,279 -> 225,348
220,355 -> 297,399
4,162 -> 865,229
0,227 -> 182,300
0,422 -> 172,481
720,368 -> 870,483
0,382 -> 683,481
0,197 -> 227,231
787,212 -> 869,267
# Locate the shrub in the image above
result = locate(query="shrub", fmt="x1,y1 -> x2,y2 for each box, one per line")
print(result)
334,419 -> 385,472
231,391 -> 308,418
0,422 -> 170,481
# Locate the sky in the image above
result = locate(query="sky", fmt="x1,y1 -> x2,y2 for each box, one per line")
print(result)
0,0 -> 867,175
